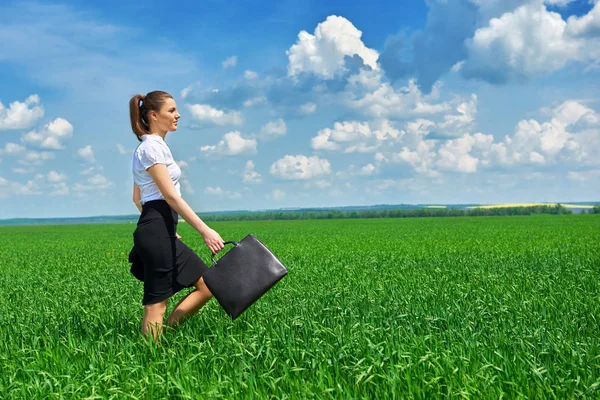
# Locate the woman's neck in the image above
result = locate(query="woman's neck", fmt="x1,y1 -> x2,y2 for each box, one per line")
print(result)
148,128 -> 167,140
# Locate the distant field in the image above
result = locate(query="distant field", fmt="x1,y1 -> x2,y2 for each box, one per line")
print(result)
467,203 -> 596,209
1,215 -> 599,398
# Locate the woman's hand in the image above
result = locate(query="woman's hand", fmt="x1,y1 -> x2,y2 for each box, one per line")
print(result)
201,228 -> 224,254
176,233 -> 182,240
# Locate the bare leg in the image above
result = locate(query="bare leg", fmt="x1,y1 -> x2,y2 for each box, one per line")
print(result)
166,277 -> 213,327
142,299 -> 168,340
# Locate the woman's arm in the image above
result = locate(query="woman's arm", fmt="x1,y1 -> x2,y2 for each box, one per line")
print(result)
147,163 -> 224,254
132,183 -> 142,212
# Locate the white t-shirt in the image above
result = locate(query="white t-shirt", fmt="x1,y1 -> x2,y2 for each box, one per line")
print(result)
132,134 -> 181,205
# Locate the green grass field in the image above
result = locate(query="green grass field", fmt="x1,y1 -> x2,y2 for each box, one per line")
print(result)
1,215 -> 599,398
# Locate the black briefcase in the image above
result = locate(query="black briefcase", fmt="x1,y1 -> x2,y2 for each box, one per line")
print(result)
202,234 -> 288,320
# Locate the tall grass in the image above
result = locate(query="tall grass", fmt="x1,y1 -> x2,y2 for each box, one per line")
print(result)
0,215 -> 599,398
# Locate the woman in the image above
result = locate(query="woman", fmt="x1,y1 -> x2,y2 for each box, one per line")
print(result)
128,90 -> 224,340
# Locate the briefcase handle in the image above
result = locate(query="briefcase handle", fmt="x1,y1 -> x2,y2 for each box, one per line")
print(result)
211,240 -> 240,266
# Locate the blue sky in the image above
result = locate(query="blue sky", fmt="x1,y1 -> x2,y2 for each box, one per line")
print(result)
1,0 -> 599,219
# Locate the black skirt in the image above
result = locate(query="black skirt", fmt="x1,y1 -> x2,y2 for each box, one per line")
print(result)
128,200 -> 208,305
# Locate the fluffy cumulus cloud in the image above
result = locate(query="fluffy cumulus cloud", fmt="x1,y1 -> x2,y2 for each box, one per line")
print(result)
0,171 -> 72,197
77,145 -> 96,163
436,94 -> 478,137
270,155 -> 331,180
0,94 -> 44,130
186,104 -> 243,126
300,102 -> 317,115
336,163 -> 377,178
380,0 -> 600,89
312,119 -> 401,153
287,15 -> 379,79
73,173 -> 113,192
383,99 -> 600,175
0,142 -> 26,155
462,3 -> 582,83
243,160 -> 263,184
260,119 -> 287,139
436,133 -> 494,173
177,160 -> 194,194
21,118 -> 73,150
201,131 -> 257,156
0,176 -> 41,197
348,77 -> 451,118
46,170 -> 67,183
565,1 -> 600,37
391,139 -> 439,175
18,150 -> 55,166
484,100 -> 600,167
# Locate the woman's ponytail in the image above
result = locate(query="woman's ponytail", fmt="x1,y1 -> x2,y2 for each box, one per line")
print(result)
129,94 -> 148,141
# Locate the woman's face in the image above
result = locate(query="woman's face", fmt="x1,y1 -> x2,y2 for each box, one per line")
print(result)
150,97 -> 180,133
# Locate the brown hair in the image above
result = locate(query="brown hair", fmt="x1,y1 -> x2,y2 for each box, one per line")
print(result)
129,91 -> 173,141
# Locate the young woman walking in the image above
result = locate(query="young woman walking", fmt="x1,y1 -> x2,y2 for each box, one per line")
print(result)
128,90 -> 224,339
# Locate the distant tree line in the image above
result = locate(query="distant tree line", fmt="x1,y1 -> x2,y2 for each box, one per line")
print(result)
198,203 -> 600,222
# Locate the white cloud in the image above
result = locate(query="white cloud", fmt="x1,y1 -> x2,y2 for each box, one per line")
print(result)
201,131 -> 257,156
312,119 -> 401,153
73,173 -> 113,192
260,119 -> 287,138
243,160 -> 263,184
436,133 -> 494,173
462,100 -> 599,168
47,171 -> 67,183
186,104 -> 243,126
176,160 -> 194,194
287,15 -> 379,79
18,150 -> 55,166
204,186 -> 241,199
0,175 -> 43,197
436,94 -> 478,137
116,144 -> 130,155
181,86 -> 192,99
222,56 -> 237,68
391,140 -> 439,175
81,165 -> 103,175
567,170 -> 600,181
305,179 -> 332,189
244,70 -> 258,79
50,181 -> 69,196
551,100 -> 598,128
77,145 -> 96,163
270,155 -> 331,180
12,167 -> 33,174
181,82 -> 201,99
243,96 -> 266,108
462,4 -> 586,82
565,1 -> 600,37
300,102 -> 317,115
267,189 -> 286,201
21,117 -> 73,150
0,94 -> 44,130
0,142 -> 26,155
349,78 -> 451,118
336,163 -> 377,178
